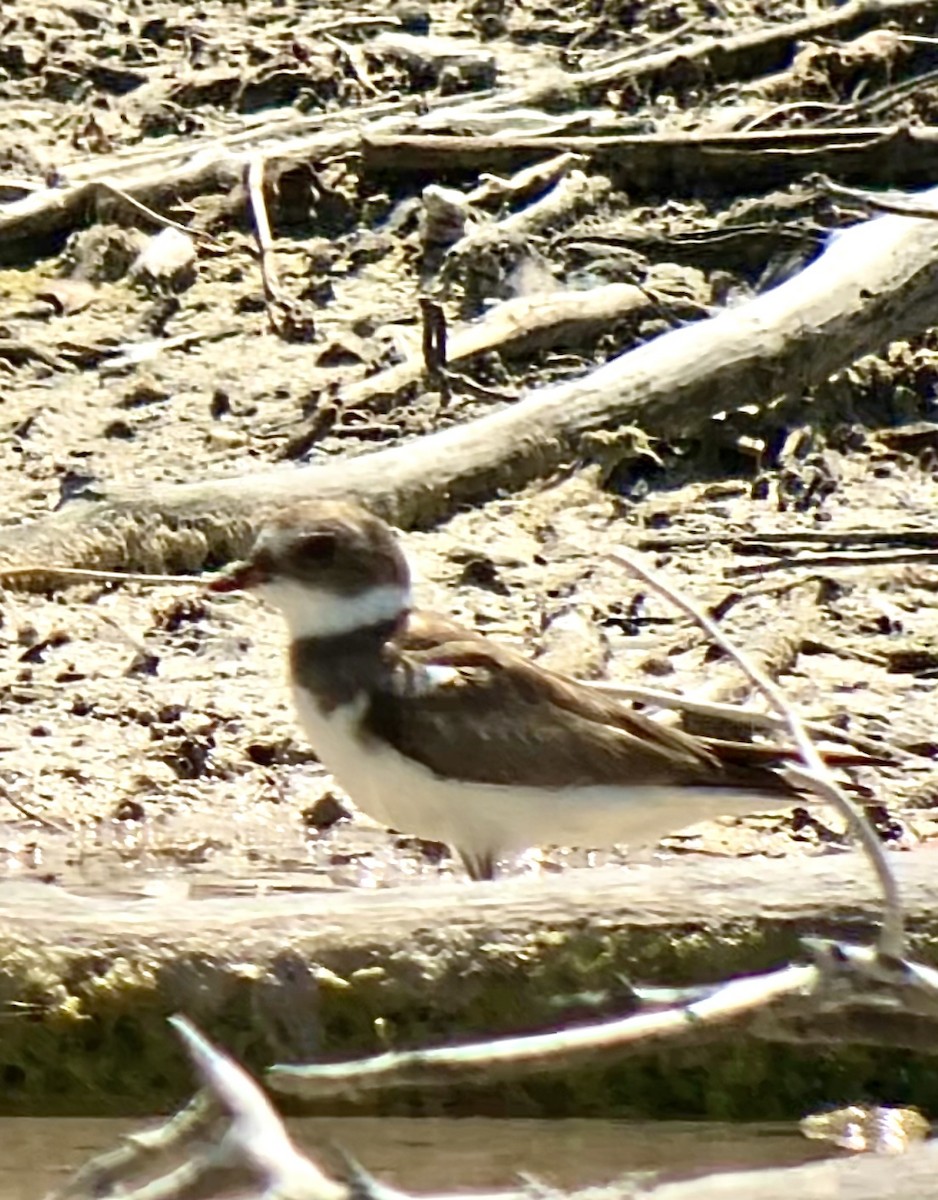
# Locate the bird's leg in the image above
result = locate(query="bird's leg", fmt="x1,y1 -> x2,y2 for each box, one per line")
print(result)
460,849 -> 497,881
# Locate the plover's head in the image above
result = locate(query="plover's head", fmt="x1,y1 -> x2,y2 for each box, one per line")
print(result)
209,502 -> 411,638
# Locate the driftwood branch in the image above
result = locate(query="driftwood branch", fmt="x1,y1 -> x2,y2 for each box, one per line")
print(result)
268,964 -> 820,1101
3,190 -> 938,579
570,0 -> 938,99
52,1014 -> 938,1200
266,939 -> 938,1103
361,126 -> 938,195
50,1019 -> 344,1200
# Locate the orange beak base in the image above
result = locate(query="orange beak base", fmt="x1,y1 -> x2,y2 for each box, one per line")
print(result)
206,561 -> 267,593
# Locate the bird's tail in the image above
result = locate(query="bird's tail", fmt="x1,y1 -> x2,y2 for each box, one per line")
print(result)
704,739 -> 893,771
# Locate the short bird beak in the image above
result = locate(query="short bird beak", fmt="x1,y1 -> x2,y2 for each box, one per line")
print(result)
207,561 -> 267,593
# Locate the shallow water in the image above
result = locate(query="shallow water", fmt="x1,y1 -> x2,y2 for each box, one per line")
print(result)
1,1115 -> 835,1198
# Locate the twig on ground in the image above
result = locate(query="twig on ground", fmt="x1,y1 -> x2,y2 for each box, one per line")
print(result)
98,181 -> 228,249
0,565 -> 202,586
707,573 -> 819,620
577,17 -> 702,68
360,126 -> 935,192
738,102 -> 853,131
634,529 -> 938,551
0,338 -> 72,372
444,369 -> 519,403
0,782 -> 70,834
607,547 -> 904,958
245,157 -> 315,342
101,325 -> 241,371
727,549 -> 938,574
323,32 -> 381,96
420,296 -> 450,402
246,155 -> 286,336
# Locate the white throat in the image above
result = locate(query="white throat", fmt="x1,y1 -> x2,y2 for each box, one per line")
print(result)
259,578 -> 410,639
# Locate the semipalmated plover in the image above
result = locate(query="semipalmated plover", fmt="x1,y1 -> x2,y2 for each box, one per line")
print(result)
209,502 -> 877,879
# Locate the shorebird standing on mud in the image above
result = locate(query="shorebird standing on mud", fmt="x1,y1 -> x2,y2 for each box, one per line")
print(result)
210,501 -> 881,879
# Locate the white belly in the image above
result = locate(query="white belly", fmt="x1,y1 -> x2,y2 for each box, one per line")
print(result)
292,690 -> 793,866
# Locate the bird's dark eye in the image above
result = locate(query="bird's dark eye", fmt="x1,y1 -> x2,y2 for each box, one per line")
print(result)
294,533 -> 336,565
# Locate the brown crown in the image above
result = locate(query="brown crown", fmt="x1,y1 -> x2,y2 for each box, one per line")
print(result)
228,501 -> 410,596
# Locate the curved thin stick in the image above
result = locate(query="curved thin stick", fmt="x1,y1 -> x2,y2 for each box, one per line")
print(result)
608,547 -> 904,958
0,565 -> 201,586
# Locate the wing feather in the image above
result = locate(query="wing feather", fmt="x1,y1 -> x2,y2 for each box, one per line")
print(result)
362,613 -> 789,792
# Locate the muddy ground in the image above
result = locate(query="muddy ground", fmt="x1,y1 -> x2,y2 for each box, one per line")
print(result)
3,0 -> 938,1123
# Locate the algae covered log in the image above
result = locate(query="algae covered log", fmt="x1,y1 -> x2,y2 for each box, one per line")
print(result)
3,853 -> 938,1116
